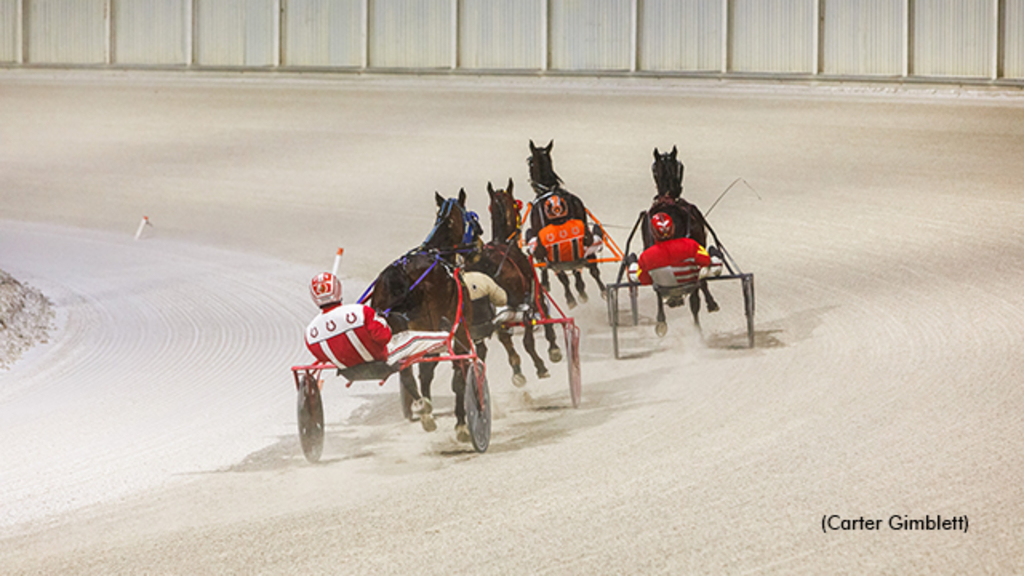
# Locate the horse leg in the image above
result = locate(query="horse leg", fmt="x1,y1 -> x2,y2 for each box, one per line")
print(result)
700,279 -> 720,312
656,292 -> 668,337
452,360 -> 471,443
556,270 -> 577,309
402,367 -> 436,432
573,269 -> 588,303
540,268 -> 551,292
495,327 -> 528,386
588,262 -> 608,300
689,290 -> 702,330
520,321 -> 550,379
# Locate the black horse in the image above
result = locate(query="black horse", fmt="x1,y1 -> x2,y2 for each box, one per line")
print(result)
466,179 -> 562,386
647,146 -> 720,326
525,139 -> 606,309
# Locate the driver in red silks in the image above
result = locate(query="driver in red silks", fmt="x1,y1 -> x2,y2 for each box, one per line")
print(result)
630,213 -> 721,286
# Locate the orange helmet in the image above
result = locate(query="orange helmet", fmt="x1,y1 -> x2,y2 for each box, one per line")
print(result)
310,272 -> 342,308
544,194 -> 568,220
651,212 -> 675,241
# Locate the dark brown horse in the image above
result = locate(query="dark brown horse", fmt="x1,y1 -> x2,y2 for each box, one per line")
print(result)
466,179 -> 562,387
369,226 -> 476,439
525,139 -> 606,309
647,146 -> 720,325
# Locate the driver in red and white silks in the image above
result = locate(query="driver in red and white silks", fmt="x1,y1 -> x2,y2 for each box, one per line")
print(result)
305,272 -> 450,370
305,272 -> 391,368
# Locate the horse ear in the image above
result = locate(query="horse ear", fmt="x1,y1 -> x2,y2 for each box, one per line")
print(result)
435,192 -> 444,207
487,181 -> 494,195
507,177 -> 514,196
546,140 -> 554,152
671,145 -> 677,159
529,139 -> 537,152
653,147 -> 660,160
458,188 -> 466,206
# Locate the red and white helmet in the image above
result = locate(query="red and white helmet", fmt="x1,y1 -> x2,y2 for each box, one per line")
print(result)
310,272 -> 342,308
651,212 -> 675,241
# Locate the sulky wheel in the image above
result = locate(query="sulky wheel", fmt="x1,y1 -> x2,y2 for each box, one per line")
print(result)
463,360 -> 491,453
564,322 -> 582,408
297,373 -> 325,463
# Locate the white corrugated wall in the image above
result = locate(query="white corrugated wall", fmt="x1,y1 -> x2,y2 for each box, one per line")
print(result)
370,0 -> 451,68
640,0 -> 722,72
730,0 -> 816,73
459,0 -> 544,70
822,0 -> 903,76
26,0 -> 106,64
1004,0 -> 1024,78
913,0 -> 994,77
1,0 -> 18,62
549,0 -> 632,71
114,0 -> 188,65
196,0 -> 276,67
284,0 -> 363,67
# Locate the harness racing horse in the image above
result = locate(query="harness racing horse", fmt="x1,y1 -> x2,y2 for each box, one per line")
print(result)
466,179 -> 562,387
367,191 -> 479,441
525,139 -> 606,309
647,146 -> 720,326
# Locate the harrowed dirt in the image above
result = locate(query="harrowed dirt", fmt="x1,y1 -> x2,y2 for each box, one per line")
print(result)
1,69 -> 1023,574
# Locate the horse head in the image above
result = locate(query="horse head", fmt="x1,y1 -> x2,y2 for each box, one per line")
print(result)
527,139 -> 562,195
487,178 -> 522,244
652,145 -> 684,200
423,188 -> 480,252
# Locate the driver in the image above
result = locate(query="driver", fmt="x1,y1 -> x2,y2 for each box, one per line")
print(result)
630,213 -> 722,286
304,272 -> 449,371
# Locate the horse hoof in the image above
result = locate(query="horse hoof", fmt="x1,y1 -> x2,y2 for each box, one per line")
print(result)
600,290 -> 608,300
455,424 -> 472,443
578,292 -> 589,304
549,348 -> 562,363
566,298 -> 577,310
656,322 -> 668,337
512,373 -> 527,388
411,397 -> 433,416
707,302 -> 720,313
420,413 -> 437,432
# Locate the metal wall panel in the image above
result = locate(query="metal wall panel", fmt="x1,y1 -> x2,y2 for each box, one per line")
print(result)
26,0 -> 106,64
730,0 -> 815,73
196,0 -> 276,67
115,0 -> 188,65
549,0 -> 632,71
1,0 -> 18,62
370,0 -> 450,68
640,0 -> 722,72
284,0 -> 362,67
822,0 -> 903,76
459,0 -> 543,70
913,0 -> 993,77
1003,0 -> 1024,78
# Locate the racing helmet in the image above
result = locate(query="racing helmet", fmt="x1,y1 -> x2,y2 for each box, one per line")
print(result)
651,212 -> 675,241
310,272 -> 342,308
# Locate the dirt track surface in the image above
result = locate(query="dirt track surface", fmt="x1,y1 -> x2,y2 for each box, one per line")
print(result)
2,70 -> 1023,574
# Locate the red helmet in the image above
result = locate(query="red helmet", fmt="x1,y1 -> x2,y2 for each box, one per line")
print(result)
651,212 -> 675,241
310,272 -> 342,308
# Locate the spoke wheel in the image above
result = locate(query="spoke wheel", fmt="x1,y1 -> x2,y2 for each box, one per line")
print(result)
297,373 -> 325,463
464,361 -> 491,453
564,323 -> 582,408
